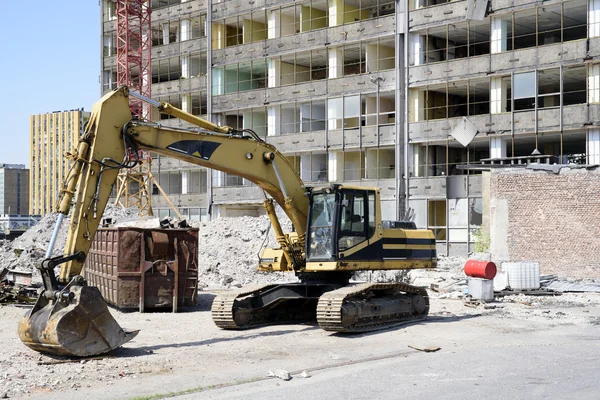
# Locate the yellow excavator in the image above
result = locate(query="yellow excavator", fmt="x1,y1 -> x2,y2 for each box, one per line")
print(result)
18,86 -> 436,357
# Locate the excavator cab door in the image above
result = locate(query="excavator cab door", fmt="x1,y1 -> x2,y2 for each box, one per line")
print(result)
306,187 -> 378,262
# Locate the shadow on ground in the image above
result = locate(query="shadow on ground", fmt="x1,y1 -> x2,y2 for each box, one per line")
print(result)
329,313 -> 482,339
109,325 -> 318,357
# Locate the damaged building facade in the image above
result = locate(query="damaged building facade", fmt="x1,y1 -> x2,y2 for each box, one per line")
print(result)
101,0 -> 600,256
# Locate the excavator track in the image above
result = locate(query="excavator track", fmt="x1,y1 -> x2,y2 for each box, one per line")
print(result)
211,284 -> 275,329
212,283 -> 338,329
316,282 -> 429,333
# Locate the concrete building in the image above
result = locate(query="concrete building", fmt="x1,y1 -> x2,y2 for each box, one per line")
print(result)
0,164 -> 29,216
30,109 -> 90,216
100,0 -> 600,256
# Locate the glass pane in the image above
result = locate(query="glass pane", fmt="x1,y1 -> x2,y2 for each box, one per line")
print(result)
513,72 -> 536,99
307,193 -> 336,260
338,190 -> 367,251
343,95 -> 360,117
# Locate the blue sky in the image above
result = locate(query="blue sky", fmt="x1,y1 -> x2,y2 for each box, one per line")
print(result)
0,1 -> 100,167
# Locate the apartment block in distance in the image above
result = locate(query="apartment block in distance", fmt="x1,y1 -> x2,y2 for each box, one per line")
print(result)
30,109 -> 90,216
0,164 -> 29,216
101,0 -> 600,256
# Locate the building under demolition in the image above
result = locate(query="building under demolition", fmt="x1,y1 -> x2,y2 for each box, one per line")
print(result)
100,0 -> 600,256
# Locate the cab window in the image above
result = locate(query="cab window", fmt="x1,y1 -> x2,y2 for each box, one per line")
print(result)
338,190 -> 367,251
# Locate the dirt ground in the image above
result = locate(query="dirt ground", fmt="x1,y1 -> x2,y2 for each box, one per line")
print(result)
1,265 -> 599,399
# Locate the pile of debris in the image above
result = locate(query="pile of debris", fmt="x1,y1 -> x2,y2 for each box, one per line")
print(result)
0,206 -> 140,283
0,269 -> 38,304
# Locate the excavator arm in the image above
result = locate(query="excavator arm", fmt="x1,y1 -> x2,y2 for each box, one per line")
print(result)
58,86 -> 308,282
19,86 -> 308,357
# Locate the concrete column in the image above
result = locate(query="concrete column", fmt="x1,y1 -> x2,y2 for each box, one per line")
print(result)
161,23 -> 170,44
181,171 -> 189,194
212,68 -> 224,95
328,47 -> 343,79
328,0 -> 343,27
212,169 -> 224,187
490,137 -> 507,159
267,58 -> 281,88
589,129 -> 600,165
590,0 -> 600,38
300,154 -> 311,182
413,0 -> 425,9
181,93 -> 191,113
328,151 -> 344,182
490,76 -> 508,114
409,89 -> 425,122
180,19 -> 190,41
365,149 -> 378,179
267,107 -> 280,136
412,145 -> 426,177
589,64 -> 600,103
181,55 -> 190,78
212,23 -> 225,50
491,17 -> 508,54
268,10 -> 281,39
409,34 -> 425,66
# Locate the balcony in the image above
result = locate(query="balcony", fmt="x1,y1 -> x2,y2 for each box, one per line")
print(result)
266,131 -> 326,153
408,175 -> 482,199
212,0 -> 295,20
152,76 -> 207,96
310,178 -> 396,199
409,104 -> 594,142
152,193 -> 208,209
212,185 -> 265,205
409,40 -> 589,86
490,39 -> 587,75
152,1 -> 206,23
409,114 -> 490,142
212,15 -> 396,66
213,70 -> 395,113
409,1 -> 468,31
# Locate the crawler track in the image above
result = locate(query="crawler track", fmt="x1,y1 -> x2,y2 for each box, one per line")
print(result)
316,283 -> 429,332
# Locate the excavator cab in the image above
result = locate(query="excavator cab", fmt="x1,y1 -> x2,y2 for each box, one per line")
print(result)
306,185 -> 378,263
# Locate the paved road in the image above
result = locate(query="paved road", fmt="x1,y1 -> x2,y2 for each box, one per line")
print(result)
181,338 -> 599,400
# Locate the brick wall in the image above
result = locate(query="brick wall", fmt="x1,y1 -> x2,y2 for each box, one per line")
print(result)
490,168 -> 600,279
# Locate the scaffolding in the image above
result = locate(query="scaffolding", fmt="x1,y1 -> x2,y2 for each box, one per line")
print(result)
115,0 -> 153,216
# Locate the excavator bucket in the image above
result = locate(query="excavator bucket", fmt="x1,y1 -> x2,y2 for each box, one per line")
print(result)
18,284 -> 138,357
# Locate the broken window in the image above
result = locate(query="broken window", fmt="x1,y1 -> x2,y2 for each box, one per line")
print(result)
563,66 -> 587,106
513,8 -> 537,50
497,0 -> 587,52
428,199 -> 447,242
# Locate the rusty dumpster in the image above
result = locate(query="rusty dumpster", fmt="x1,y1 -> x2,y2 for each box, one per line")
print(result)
84,227 -> 199,312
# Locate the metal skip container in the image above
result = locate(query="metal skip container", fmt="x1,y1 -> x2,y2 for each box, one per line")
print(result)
84,227 -> 199,312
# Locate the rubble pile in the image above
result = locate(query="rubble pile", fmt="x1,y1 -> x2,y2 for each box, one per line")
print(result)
194,212 -> 295,288
0,206 -> 140,282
